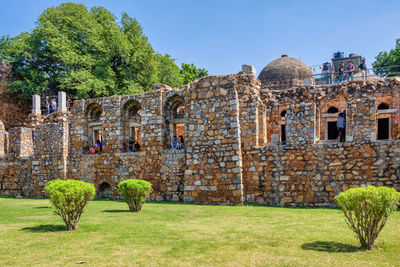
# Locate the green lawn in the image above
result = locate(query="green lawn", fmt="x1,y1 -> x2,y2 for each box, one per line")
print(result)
0,197 -> 399,266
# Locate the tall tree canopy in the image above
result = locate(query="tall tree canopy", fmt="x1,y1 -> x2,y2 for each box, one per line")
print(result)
0,3 -> 208,99
180,63 -> 208,85
373,38 -> 400,77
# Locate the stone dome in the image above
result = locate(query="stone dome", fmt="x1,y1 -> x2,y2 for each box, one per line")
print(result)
258,55 -> 314,87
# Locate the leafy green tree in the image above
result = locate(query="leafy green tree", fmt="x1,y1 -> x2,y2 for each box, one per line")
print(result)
118,179 -> 152,212
156,54 -> 184,88
0,3 -> 182,99
45,179 -> 95,231
335,186 -> 400,250
373,39 -> 400,77
180,63 -> 208,84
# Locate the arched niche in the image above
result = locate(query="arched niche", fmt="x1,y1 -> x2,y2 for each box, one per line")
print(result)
86,102 -> 102,121
327,106 -> 339,113
86,103 -> 103,149
121,99 -> 142,151
164,94 -> 185,149
98,182 -> 112,198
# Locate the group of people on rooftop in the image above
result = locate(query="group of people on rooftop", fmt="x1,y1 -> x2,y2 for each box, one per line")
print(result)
338,59 -> 367,82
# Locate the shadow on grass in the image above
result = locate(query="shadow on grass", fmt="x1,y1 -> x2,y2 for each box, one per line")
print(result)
102,209 -> 133,213
301,241 -> 359,253
34,206 -> 51,209
22,224 -> 65,232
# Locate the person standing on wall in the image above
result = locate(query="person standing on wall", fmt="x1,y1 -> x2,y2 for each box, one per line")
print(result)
339,63 -> 345,82
346,61 -> 354,81
358,59 -> 367,80
50,98 -> 57,113
337,113 -> 346,142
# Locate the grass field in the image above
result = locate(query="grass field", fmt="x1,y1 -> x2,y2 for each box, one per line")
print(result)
0,197 -> 399,266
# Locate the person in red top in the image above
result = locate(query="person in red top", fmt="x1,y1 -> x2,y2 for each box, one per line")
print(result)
346,61 -> 354,81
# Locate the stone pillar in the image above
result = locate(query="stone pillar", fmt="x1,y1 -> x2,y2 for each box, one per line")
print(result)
58,91 -> 67,112
242,64 -> 256,77
32,95 -> 41,115
0,121 -> 6,156
286,103 -> 316,146
346,98 -> 377,142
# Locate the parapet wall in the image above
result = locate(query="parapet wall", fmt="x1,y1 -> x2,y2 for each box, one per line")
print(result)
1,73 -> 400,206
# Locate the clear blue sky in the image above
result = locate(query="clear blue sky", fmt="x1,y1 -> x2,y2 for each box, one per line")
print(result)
1,0 -> 399,76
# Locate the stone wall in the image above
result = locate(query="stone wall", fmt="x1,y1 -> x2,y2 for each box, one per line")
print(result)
346,98 -> 377,142
242,141 -> 400,206
0,73 -> 400,206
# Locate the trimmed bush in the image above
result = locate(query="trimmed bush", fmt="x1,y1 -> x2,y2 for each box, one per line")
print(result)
45,179 -> 95,231
118,179 -> 152,212
335,186 -> 400,250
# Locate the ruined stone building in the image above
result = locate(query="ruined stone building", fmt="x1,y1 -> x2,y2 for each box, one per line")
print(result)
1,55 -> 400,206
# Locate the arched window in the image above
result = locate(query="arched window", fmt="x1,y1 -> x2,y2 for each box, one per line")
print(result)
280,110 -> 286,118
86,103 -> 103,150
165,95 -> 185,149
378,103 -> 390,110
327,106 -> 339,113
121,99 -> 142,152
86,103 -> 102,121
122,99 -> 141,120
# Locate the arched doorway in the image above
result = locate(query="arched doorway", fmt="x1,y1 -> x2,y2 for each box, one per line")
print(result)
98,182 -> 112,199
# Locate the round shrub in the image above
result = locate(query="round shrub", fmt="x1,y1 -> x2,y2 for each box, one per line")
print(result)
335,186 -> 400,250
45,179 -> 95,231
118,179 -> 152,212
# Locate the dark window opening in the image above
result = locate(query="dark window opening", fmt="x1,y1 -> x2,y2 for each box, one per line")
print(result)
98,182 -> 112,198
280,110 -> 286,118
378,118 -> 389,140
378,103 -> 390,110
281,125 -> 286,144
173,104 -> 185,119
327,121 -> 339,140
327,107 -> 339,113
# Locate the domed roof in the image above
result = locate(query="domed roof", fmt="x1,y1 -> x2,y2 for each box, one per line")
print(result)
258,55 -> 314,86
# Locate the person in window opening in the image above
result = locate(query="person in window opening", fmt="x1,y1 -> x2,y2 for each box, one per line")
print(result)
338,63 -> 345,82
128,137 -> 134,152
337,113 -> 346,142
358,59 -> 367,80
50,98 -> 57,113
90,140 -> 101,153
178,135 -> 185,149
171,135 -> 180,149
45,96 -> 50,114
346,61 -> 354,81
133,141 -> 141,152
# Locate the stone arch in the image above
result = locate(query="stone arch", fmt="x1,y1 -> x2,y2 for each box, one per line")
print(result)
98,182 -> 112,198
86,102 -> 103,150
164,94 -> 185,119
121,99 -> 141,119
164,94 -> 185,149
121,99 -> 142,151
86,102 -> 102,121
378,103 -> 390,110
327,106 -> 339,113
